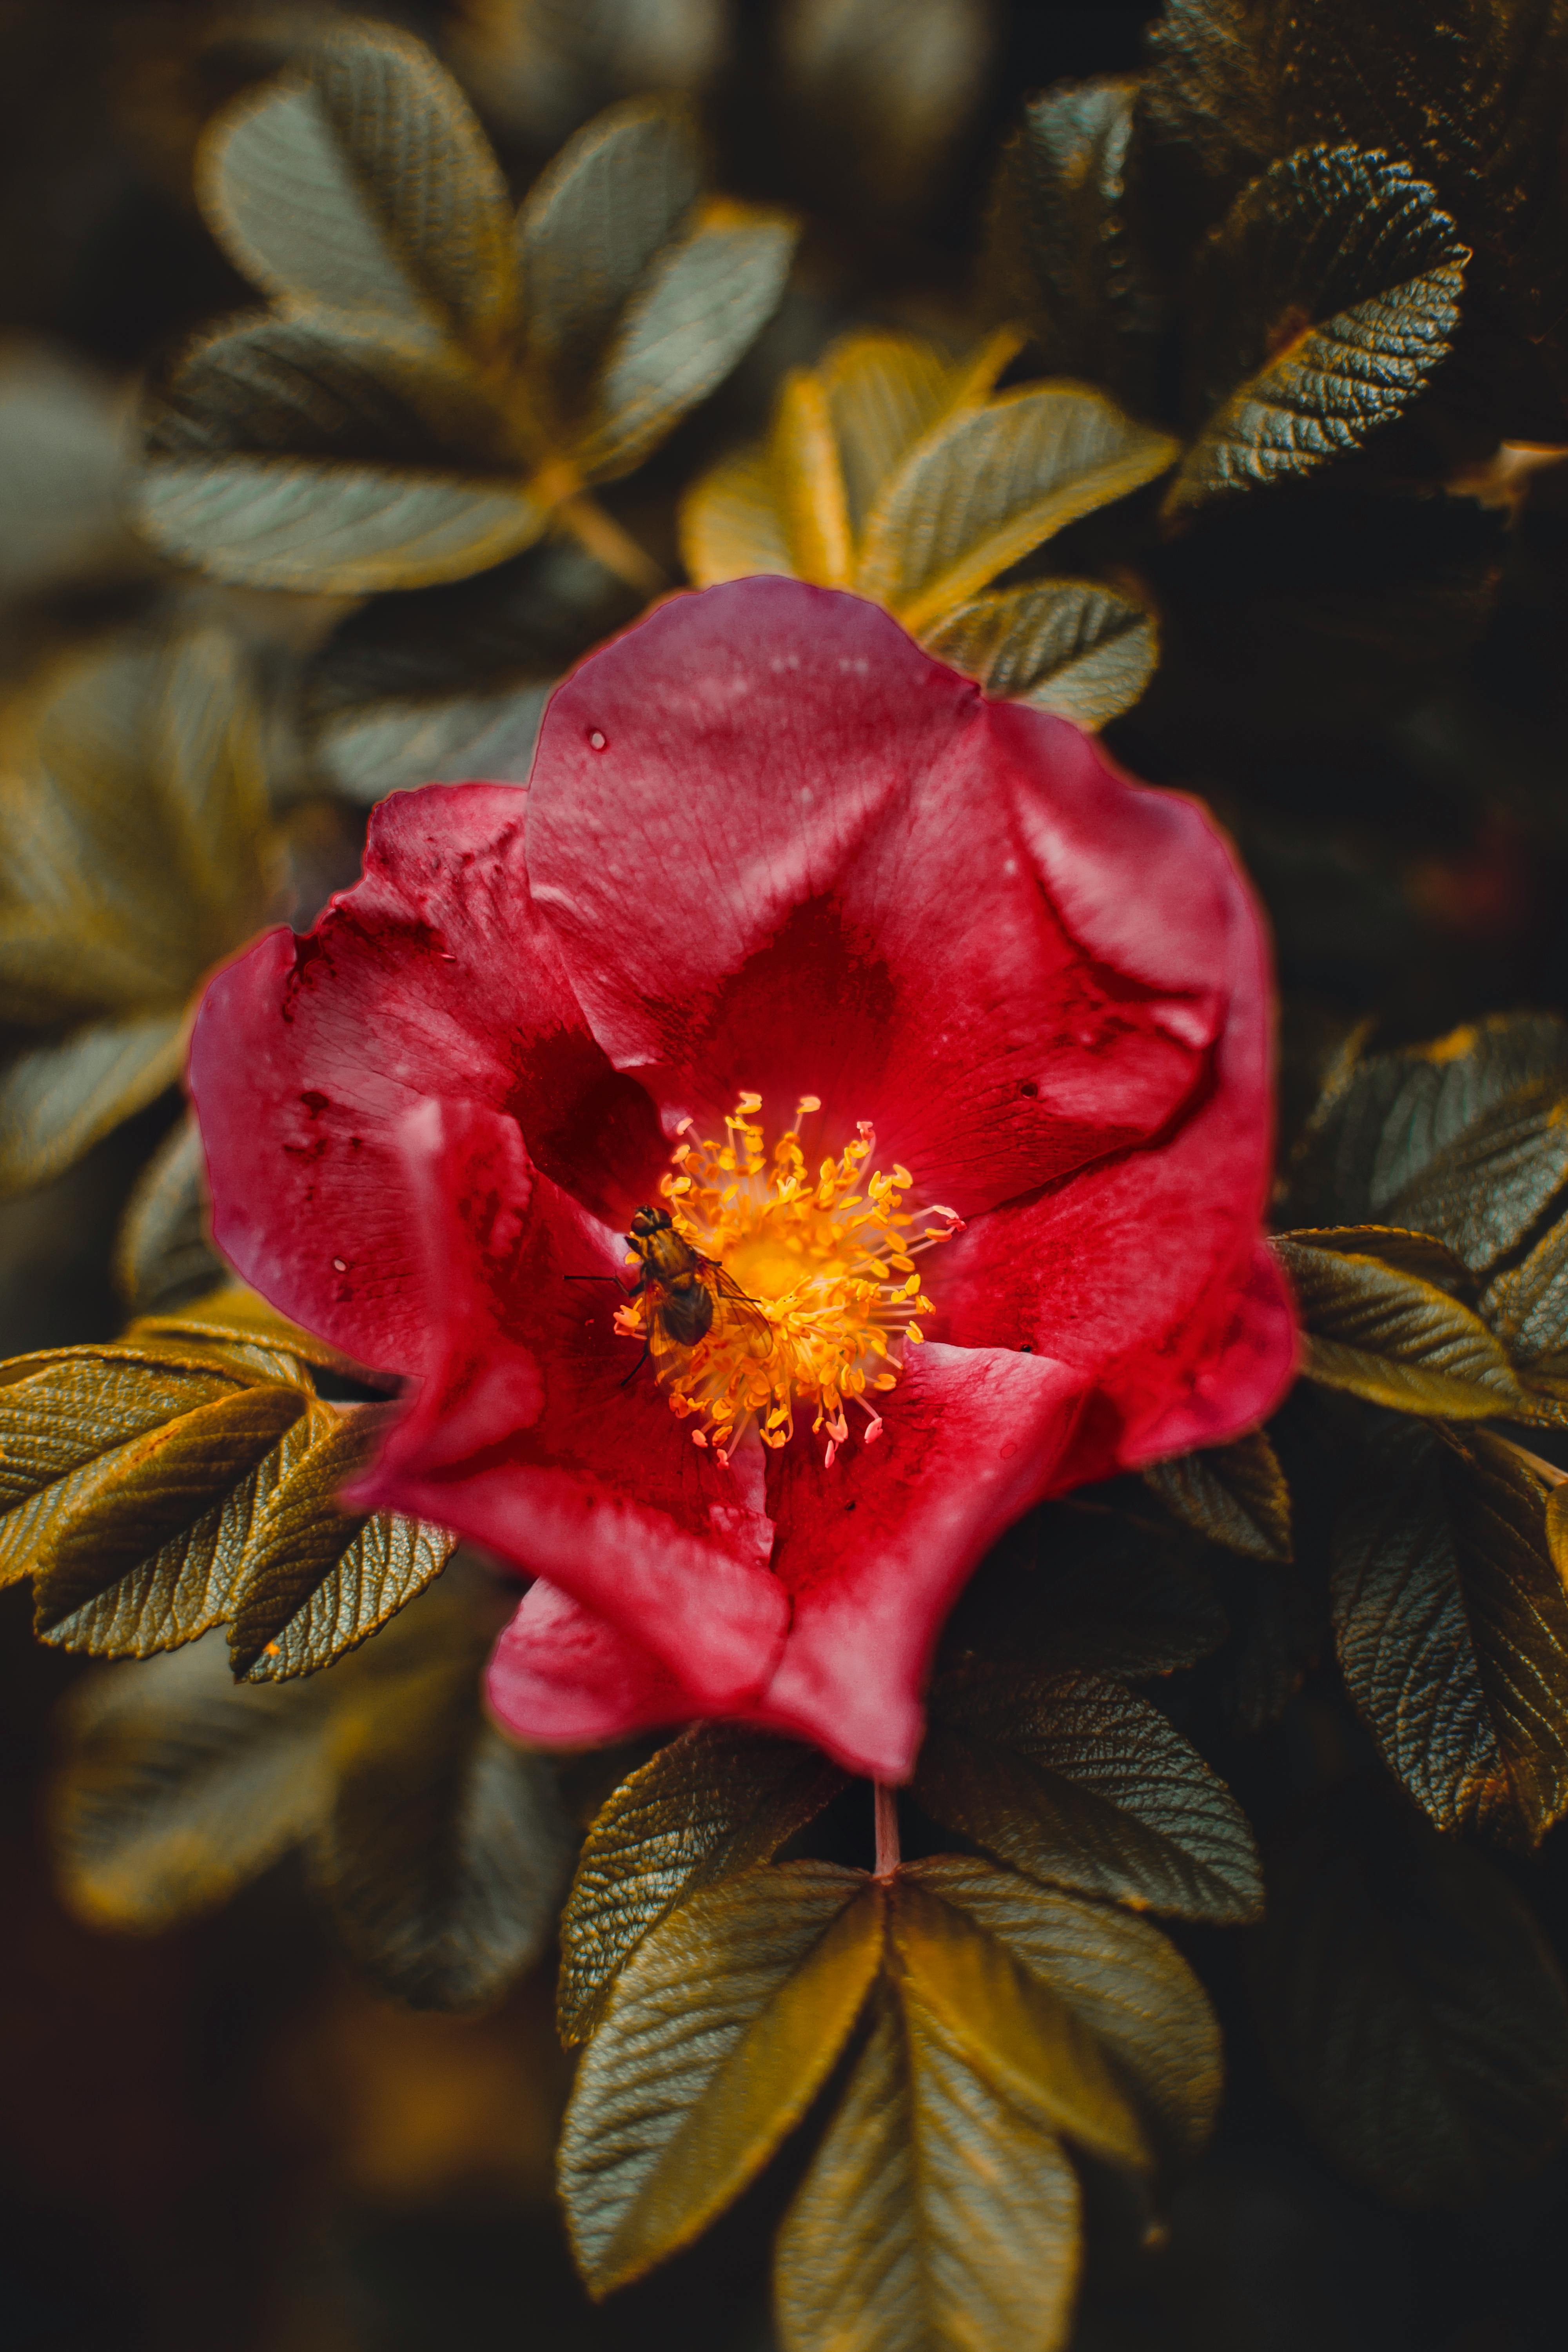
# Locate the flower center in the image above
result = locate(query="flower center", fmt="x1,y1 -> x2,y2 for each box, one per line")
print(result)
615,1092 -> 962,1466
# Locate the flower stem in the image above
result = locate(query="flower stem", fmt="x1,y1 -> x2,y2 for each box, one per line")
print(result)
873,1781 -> 900,1878
556,491 -> 668,597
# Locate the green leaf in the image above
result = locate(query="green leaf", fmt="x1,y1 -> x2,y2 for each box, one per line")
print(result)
575,207 -> 799,483
1137,0 -> 1272,187
992,77 -> 1162,411
560,1864 -> 882,2294
0,1013 -> 184,1194
114,1113 -> 225,1318
519,96 -> 704,432
858,385 -> 1178,633
200,21 -> 518,354
312,1586 -> 572,2010
0,626 -> 273,1024
919,579 -> 1159,729
1284,1012 -> 1568,1272
557,1722 -> 846,2043
1331,1419 -> 1568,1843
314,678 -> 552,803
50,1630 -> 337,1930
1250,1784 -> 1568,2207
1166,145 -> 1466,518
775,1980 -> 1083,2352
137,316 -> 543,595
917,1664 -> 1263,1923
228,1400 -> 456,1681
1271,1234 -> 1528,1418
1483,1208 -> 1568,1364
942,1492 -> 1228,1680
1142,1426 -> 1292,1561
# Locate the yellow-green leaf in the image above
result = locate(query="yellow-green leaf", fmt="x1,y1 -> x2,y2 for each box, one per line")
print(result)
775,1978 -> 1082,2352
51,1630 -> 337,1931
557,1722 -> 846,2043
920,577 -> 1159,728
560,1863 -> 880,2294
1272,1234 -> 1528,1417
917,1664 -> 1263,1923
859,384 -> 1178,630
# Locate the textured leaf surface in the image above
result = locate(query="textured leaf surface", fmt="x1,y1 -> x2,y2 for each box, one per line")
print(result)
994,76 -> 1160,409
777,1982 -> 1082,2352
1285,1014 -> 1568,1272
917,1664 -> 1262,1922
0,626 -> 273,1183
561,1864 -> 879,2293
51,1631 -> 337,1929
519,96 -> 704,428
314,1590 -> 570,2009
577,208 -> 799,482
206,23 -> 515,348
1142,1426 -> 1292,1561
1252,1786 -> 1568,2207
916,1857 -> 1222,2161
920,579 -> 1159,728
1168,145 -> 1466,517
557,1724 -> 846,2042
1332,1419 -> 1568,1842
1272,1234 -> 1528,1417
858,385 -> 1177,629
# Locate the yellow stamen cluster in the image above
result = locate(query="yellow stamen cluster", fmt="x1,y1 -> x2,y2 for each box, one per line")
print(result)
615,1092 -> 961,1465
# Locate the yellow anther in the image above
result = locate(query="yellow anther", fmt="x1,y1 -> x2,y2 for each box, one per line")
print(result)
639,1091 -> 956,1465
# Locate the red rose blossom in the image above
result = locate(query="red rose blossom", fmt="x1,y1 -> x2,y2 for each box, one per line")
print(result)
188,578 -> 1296,1781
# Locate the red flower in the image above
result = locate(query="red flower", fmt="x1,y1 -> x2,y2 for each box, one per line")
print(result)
189,579 -> 1294,1781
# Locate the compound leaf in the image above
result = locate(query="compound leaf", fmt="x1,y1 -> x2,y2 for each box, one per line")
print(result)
1142,1425 -> 1292,1561
0,1014 -> 185,1194
561,1864 -> 880,2294
228,1400 -> 456,1680
920,579 -> 1159,728
1251,1784 -> 1568,2207
1332,1419 -> 1568,1843
917,1664 -> 1262,1923
557,1722 -> 846,2042
1168,145 -> 1466,518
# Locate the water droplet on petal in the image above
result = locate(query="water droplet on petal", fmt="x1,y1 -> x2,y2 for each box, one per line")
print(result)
332,1257 -> 347,1272
588,728 -> 607,750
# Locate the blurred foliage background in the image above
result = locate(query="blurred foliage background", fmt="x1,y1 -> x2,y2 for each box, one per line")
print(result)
5,4 -> 1568,2348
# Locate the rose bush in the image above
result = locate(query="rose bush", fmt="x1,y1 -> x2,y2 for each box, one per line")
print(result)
188,577 -> 1294,1780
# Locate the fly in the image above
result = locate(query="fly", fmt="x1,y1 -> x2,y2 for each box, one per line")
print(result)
567,1203 -> 769,1384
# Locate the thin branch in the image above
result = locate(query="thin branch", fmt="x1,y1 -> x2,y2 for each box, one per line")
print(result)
556,492 -> 668,597
873,1782 -> 900,1879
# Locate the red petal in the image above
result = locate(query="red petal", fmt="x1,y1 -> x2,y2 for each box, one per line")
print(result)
188,782 -> 666,1375
354,1097 -> 788,1710
526,580 -> 1218,1218
753,1343 -> 1086,1781
487,1580 -> 693,1747
1116,1242 -> 1299,1463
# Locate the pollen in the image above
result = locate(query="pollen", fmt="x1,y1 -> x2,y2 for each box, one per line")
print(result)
616,1092 -> 963,1466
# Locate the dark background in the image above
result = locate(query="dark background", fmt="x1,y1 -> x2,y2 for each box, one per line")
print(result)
4,6 -> 1563,2348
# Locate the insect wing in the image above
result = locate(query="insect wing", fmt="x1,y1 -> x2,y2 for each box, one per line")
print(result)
710,1264 -> 774,1347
